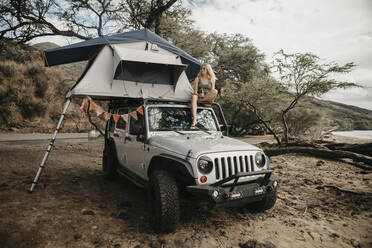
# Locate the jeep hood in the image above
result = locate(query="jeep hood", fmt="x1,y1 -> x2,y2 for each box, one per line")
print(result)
148,134 -> 261,158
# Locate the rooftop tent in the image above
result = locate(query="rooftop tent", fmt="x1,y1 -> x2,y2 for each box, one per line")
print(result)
30,29 -> 202,193
44,28 -> 201,80
68,42 -> 193,100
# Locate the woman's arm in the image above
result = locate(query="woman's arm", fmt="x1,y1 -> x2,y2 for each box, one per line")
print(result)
211,78 -> 216,90
193,77 -> 199,95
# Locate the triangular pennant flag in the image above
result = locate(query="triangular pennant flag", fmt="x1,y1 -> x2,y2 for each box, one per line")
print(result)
121,114 -> 128,123
89,100 -> 97,111
80,96 -> 89,113
129,111 -> 138,120
104,112 -> 112,121
112,114 -> 120,123
95,105 -> 104,116
136,106 -> 144,115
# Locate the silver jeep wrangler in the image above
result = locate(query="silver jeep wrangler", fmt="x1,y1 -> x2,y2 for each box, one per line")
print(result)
103,99 -> 279,233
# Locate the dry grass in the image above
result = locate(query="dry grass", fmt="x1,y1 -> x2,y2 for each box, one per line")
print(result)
0,38 -> 96,132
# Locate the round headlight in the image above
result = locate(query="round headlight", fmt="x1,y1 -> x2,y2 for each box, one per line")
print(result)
255,152 -> 266,168
197,156 -> 213,174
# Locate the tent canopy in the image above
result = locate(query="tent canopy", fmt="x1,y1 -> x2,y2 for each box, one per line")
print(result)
44,28 -> 201,79
67,42 -> 194,101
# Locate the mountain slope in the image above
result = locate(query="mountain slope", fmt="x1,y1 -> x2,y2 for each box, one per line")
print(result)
0,39 -> 94,133
301,96 -> 372,130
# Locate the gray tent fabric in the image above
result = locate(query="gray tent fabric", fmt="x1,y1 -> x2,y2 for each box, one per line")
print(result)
44,28 -> 201,79
67,43 -> 194,101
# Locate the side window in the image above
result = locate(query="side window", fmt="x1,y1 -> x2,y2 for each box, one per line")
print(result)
116,108 -> 127,130
129,111 -> 144,135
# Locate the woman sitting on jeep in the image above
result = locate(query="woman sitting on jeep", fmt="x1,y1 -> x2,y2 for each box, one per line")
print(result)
191,63 -> 218,127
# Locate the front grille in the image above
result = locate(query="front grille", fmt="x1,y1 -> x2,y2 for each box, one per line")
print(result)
214,154 -> 254,180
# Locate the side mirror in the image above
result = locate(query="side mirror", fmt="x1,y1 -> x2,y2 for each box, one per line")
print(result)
136,134 -> 146,143
220,124 -> 230,136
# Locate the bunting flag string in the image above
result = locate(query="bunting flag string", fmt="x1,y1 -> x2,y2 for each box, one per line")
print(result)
121,114 -> 129,123
129,111 -> 138,120
95,105 -> 105,116
80,97 -> 88,110
104,112 -> 112,121
112,114 -> 120,123
79,97 -> 143,123
89,101 -> 97,111
80,96 -> 89,113
136,106 -> 143,115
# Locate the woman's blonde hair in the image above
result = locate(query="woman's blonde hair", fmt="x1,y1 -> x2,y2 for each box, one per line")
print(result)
198,63 -> 216,82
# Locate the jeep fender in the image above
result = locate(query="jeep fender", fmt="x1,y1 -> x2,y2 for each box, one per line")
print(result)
148,154 -> 195,185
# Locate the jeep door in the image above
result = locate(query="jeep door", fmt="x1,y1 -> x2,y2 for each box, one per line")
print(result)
122,110 -> 146,178
112,107 -> 128,166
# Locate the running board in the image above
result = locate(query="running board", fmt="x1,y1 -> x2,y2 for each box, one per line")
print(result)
117,168 -> 148,188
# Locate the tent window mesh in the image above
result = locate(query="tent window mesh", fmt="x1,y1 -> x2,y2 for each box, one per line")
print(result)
114,61 -> 176,85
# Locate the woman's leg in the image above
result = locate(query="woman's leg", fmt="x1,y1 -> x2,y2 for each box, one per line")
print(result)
191,94 -> 198,126
200,89 -> 217,102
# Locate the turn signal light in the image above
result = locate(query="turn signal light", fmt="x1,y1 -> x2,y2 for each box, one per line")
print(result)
200,176 -> 207,183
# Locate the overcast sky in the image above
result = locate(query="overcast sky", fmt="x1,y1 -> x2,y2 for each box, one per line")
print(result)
187,0 -> 372,110
32,0 -> 372,110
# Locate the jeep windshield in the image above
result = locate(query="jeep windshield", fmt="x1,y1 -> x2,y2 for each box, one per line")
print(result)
147,106 -> 219,132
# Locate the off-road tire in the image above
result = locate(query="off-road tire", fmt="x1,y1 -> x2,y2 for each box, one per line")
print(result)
148,170 -> 180,233
248,192 -> 277,212
102,141 -> 118,180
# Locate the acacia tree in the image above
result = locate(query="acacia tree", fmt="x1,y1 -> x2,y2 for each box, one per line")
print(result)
220,76 -> 286,144
272,50 -> 357,144
0,0 -> 179,42
206,33 -> 268,89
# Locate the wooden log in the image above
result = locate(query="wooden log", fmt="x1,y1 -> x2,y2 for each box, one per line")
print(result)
264,146 -> 372,168
323,142 -> 372,157
323,185 -> 372,196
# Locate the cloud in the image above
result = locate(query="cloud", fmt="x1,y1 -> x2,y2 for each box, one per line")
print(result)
190,0 -> 372,110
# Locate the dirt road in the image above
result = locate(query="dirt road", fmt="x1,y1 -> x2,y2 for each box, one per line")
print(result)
0,136 -> 371,248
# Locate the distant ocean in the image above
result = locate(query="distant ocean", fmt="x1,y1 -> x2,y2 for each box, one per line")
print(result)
332,130 -> 372,140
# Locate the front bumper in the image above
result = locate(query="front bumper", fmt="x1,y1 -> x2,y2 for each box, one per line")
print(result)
186,170 -> 279,207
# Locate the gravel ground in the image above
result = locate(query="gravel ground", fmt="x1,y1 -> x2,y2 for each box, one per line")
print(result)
0,136 -> 371,248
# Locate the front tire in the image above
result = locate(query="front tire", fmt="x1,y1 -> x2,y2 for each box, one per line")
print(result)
148,170 -> 180,233
248,192 -> 277,212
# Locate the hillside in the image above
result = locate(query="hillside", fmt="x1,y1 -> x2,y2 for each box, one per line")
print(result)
301,96 -> 372,130
0,39 -> 96,133
0,39 -> 371,133
32,42 -> 87,81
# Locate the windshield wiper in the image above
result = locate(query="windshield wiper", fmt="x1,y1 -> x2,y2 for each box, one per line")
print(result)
192,123 -> 212,135
158,128 -> 185,135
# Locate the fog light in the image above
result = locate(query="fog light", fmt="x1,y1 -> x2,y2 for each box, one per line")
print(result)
212,190 -> 219,198
273,180 -> 278,188
200,176 -> 207,183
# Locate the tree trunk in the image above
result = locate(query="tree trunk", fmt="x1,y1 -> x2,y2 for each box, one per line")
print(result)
324,142 -> 372,157
259,120 -> 281,146
281,111 -> 289,144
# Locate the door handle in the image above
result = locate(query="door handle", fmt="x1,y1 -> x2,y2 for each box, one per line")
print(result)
113,133 -> 119,137
125,136 -> 132,142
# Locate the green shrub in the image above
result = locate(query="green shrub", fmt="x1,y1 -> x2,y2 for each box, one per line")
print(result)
286,109 -> 322,136
353,120 -> 372,130
18,95 -> 47,119
27,65 -> 44,76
